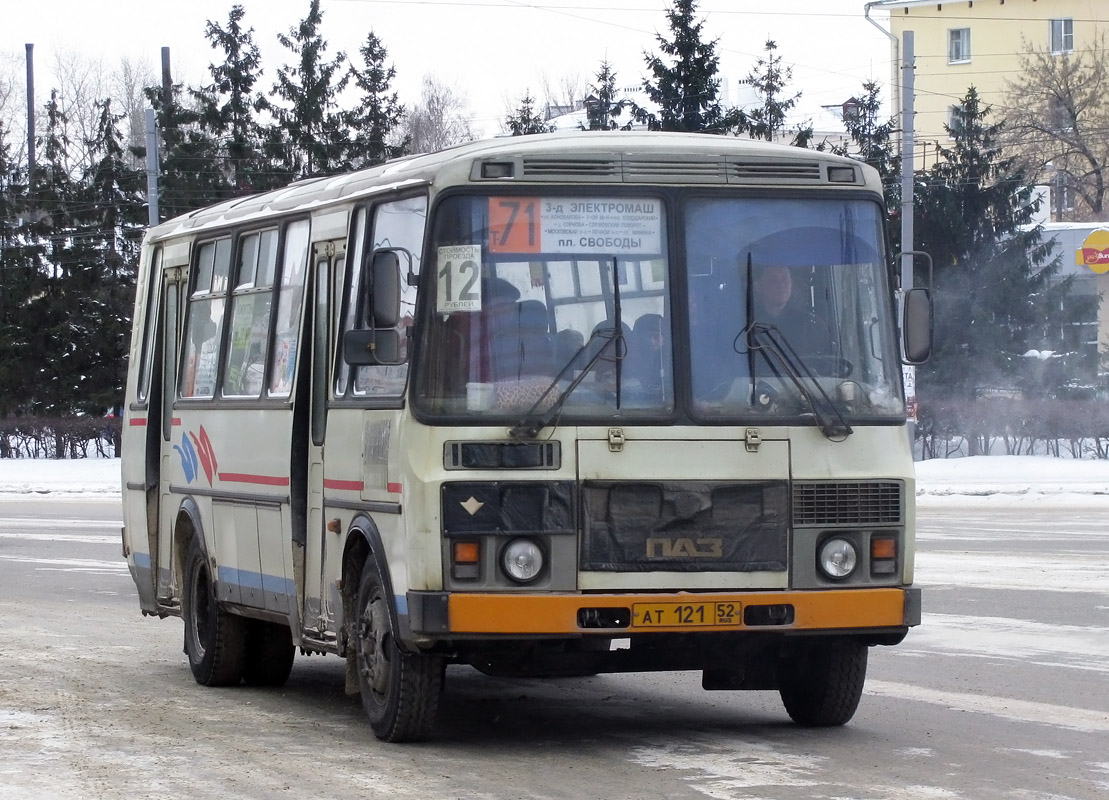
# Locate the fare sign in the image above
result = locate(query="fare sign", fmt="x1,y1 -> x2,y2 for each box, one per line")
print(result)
488,197 -> 662,256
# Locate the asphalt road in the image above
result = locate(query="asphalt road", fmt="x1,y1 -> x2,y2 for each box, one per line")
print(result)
0,496 -> 1106,800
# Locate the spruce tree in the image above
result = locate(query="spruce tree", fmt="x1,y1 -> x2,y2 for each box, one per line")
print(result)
638,0 -> 740,134
581,60 -> 630,131
26,91 -> 79,415
348,31 -> 407,167
64,99 -> 145,415
742,40 -> 808,146
144,80 -> 224,220
831,81 -> 901,247
267,0 -> 350,178
192,4 -> 276,194
503,92 -> 554,136
0,123 -> 43,418
914,87 -> 1075,402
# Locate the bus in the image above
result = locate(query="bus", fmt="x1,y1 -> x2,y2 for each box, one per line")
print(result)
121,131 -> 932,742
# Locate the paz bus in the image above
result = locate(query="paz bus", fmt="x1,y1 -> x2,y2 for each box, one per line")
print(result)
121,131 -> 932,742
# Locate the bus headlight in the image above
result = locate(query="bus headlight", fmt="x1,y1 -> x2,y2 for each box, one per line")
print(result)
818,537 -> 858,580
501,538 -> 544,583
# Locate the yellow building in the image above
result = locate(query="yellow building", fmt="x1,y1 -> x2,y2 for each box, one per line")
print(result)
872,0 -> 1107,171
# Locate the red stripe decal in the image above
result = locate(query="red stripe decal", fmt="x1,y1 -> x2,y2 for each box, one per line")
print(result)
323,478 -> 365,491
128,417 -> 147,427
219,473 -> 291,487
387,482 -> 403,494
171,418 -> 182,426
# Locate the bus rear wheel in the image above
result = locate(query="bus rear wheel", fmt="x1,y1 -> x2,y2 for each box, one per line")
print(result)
777,640 -> 867,727
354,558 -> 444,742
183,536 -> 247,686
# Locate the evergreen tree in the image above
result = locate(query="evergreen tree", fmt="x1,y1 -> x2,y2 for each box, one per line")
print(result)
62,99 -> 145,415
914,87 -> 1075,403
192,4 -> 276,194
831,81 -> 901,246
26,90 -> 79,415
348,31 -> 407,167
742,40 -> 808,146
638,0 -> 740,134
503,92 -> 554,136
267,0 -> 350,178
581,60 -> 630,131
0,122 -> 43,418
144,80 -> 224,220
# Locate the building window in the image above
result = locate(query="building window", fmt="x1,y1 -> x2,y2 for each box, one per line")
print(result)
1050,19 -> 1074,54
947,104 -> 965,137
948,28 -> 971,63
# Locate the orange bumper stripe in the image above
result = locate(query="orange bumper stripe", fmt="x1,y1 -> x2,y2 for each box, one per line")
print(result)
448,589 -> 910,634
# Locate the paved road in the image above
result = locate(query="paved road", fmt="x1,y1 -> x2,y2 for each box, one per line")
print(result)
0,497 -> 1106,799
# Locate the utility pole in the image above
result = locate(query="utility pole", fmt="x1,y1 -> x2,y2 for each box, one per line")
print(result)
145,109 -> 159,227
25,44 -> 35,178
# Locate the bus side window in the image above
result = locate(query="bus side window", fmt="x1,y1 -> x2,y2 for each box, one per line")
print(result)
223,229 -> 278,398
181,238 -> 232,398
346,195 -> 426,397
269,220 -> 311,397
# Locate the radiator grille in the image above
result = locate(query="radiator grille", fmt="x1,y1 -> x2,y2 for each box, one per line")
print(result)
793,481 -> 903,526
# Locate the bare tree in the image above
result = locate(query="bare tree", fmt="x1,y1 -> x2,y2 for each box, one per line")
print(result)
110,57 -> 156,166
402,75 -> 476,154
1004,34 -> 1109,221
49,51 -> 110,172
1,51 -> 28,167
536,70 -> 585,120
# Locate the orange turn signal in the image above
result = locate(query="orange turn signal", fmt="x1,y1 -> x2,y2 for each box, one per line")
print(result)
871,537 -> 896,559
453,541 -> 480,564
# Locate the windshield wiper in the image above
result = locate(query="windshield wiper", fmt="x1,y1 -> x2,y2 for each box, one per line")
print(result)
509,257 -> 625,441
741,254 -> 851,441
745,322 -> 853,440
508,325 -> 624,440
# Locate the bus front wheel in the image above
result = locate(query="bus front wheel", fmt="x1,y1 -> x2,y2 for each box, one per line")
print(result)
777,640 -> 867,726
354,558 -> 444,742
183,536 -> 247,686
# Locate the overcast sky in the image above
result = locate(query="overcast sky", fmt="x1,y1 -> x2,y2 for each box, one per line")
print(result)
4,0 -> 895,137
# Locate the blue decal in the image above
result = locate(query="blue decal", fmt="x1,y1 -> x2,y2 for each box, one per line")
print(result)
174,432 -> 199,483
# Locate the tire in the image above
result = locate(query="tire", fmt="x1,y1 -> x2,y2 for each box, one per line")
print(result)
777,640 -> 868,727
354,557 -> 444,742
243,621 -> 296,687
183,536 -> 247,687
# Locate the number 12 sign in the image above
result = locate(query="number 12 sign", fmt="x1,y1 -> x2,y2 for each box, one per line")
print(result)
436,244 -> 482,313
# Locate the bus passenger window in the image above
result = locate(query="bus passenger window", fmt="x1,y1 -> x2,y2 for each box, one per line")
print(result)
269,220 -> 311,397
181,238 -> 232,398
224,229 -> 278,398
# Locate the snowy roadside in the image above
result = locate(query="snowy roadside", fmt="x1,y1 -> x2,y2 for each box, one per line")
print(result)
3,454 -> 1109,503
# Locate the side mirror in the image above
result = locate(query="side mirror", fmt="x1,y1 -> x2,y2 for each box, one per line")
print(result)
367,249 -> 402,328
902,287 -> 933,364
343,328 -> 401,366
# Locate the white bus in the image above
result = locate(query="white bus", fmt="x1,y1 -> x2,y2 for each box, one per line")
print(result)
121,131 -> 932,742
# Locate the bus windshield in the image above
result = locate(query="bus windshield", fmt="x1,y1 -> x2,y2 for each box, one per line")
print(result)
415,193 -> 904,424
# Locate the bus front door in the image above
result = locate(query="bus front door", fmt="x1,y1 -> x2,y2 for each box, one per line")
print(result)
301,239 -> 343,638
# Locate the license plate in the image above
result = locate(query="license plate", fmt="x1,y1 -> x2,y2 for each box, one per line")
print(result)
632,601 -> 741,628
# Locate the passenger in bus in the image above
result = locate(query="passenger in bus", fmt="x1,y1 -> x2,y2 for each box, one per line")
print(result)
627,313 -> 666,402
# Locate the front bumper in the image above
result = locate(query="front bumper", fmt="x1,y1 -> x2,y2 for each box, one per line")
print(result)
408,586 -> 921,636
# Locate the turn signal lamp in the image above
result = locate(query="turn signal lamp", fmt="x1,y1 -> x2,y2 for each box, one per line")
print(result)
452,541 -> 480,580
871,536 -> 897,575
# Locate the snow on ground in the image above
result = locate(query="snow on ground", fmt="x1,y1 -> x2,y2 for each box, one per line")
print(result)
3,454 -> 1109,501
